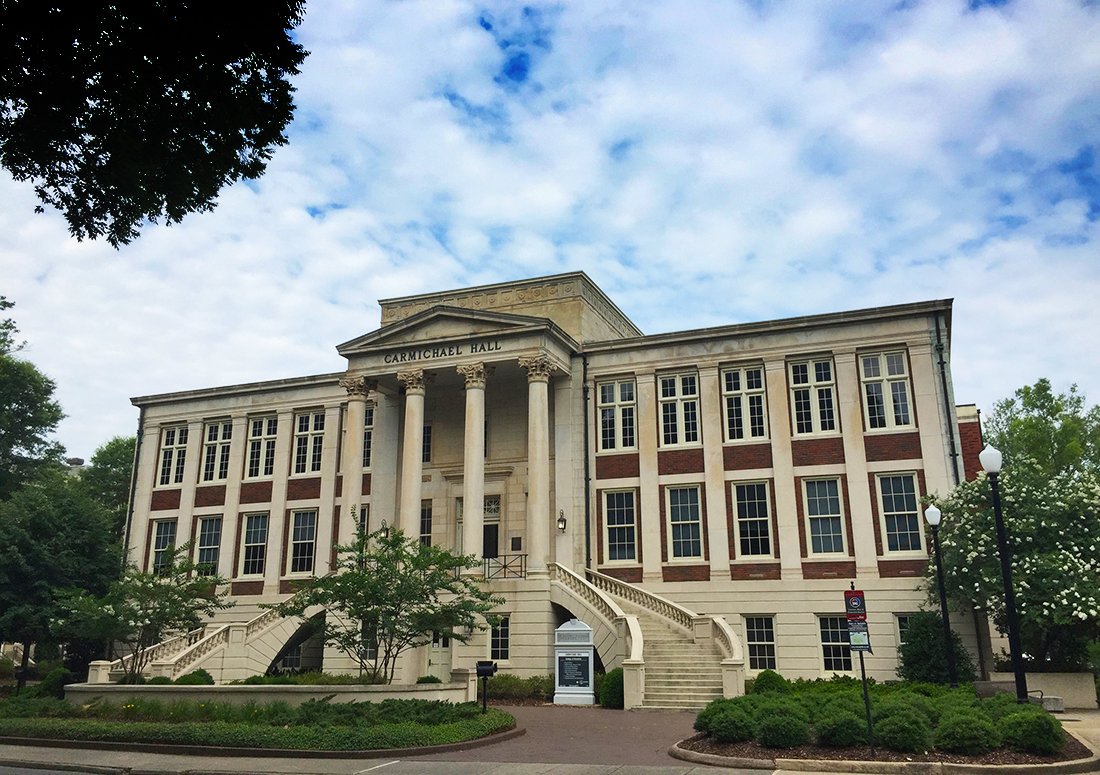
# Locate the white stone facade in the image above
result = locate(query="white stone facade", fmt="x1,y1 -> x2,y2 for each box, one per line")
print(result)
127,272 -> 977,686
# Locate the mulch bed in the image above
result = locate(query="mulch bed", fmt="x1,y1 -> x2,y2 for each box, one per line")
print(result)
680,732 -> 1094,766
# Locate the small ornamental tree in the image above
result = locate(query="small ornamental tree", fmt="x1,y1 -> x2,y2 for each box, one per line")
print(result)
269,527 -> 504,683
63,543 -> 232,683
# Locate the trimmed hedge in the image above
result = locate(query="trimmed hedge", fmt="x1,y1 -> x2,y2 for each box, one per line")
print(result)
1000,710 -> 1064,755
875,709 -> 932,753
599,668 -> 624,709
934,710 -> 1000,755
757,714 -> 809,748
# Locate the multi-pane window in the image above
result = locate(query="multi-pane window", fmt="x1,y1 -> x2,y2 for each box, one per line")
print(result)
789,359 -> 837,435
735,483 -> 771,557
667,486 -> 703,559
278,645 -> 302,670
290,510 -> 317,574
422,424 -> 432,464
362,406 -> 374,468
722,366 -> 768,441
419,501 -> 433,547
242,513 -> 268,575
860,352 -> 912,430
896,614 -> 914,645
195,516 -> 222,575
745,616 -> 777,670
805,479 -> 845,554
246,417 -> 278,479
201,421 -> 233,482
490,616 -> 510,660
820,615 -> 853,672
157,426 -> 188,486
598,380 -> 637,451
151,520 -> 177,575
604,490 -> 637,562
879,474 -> 923,552
659,373 -> 700,446
293,412 -> 325,475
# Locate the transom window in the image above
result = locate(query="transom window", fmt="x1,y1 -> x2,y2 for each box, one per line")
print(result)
789,359 -> 837,435
195,516 -> 222,576
667,485 -> 703,559
490,616 -> 510,661
241,513 -> 268,576
151,520 -> 177,575
805,479 -> 845,554
735,482 -> 771,557
820,615 -> 853,672
290,510 -> 317,574
604,490 -> 637,562
246,417 -> 278,479
659,373 -> 700,446
861,352 -> 913,430
878,474 -> 923,552
745,616 -> 777,670
362,405 -> 374,468
158,426 -> 188,486
722,366 -> 768,441
598,380 -> 637,451
293,412 -> 325,474
201,421 -> 233,482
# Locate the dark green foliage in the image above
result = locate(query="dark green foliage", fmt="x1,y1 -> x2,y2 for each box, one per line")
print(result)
872,692 -> 938,725
710,704 -> 756,743
979,691 -> 1035,722
146,677 -> 174,685
694,698 -> 733,734
815,709 -> 867,747
874,709 -> 932,753
749,668 -> 791,694
0,1 -> 309,247
999,710 -> 1064,755
484,673 -> 552,701
753,694 -> 810,724
174,669 -> 214,685
79,436 -> 136,538
599,667 -> 624,709
756,713 -> 809,748
896,612 -> 977,684
416,675 -> 443,684
0,656 -> 14,679
934,710 -> 1001,755
29,667 -> 74,699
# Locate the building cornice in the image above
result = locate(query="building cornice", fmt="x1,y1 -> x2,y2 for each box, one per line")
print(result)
131,372 -> 345,408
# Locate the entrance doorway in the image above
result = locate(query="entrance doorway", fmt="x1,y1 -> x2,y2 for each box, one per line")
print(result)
429,631 -> 452,681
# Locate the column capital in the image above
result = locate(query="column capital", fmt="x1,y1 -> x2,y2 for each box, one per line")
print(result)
397,369 -> 425,393
457,362 -> 491,389
519,355 -> 553,383
339,375 -> 378,397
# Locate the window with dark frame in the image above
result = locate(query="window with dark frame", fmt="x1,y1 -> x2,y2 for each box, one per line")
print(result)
246,417 -> 278,479
745,616 -> 777,670
157,426 -> 188,486
722,366 -> 768,441
805,479 -> 845,554
490,616 -> 510,660
419,501 -> 433,546
293,412 -> 325,475
597,379 -> 637,451
735,482 -> 771,557
201,421 -> 233,482
290,510 -> 317,574
789,359 -> 837,435
604,490 -> 637,562
879,474 -> 923,552
667,485 -> 702,559
362,406 -> 374,468
196,516 -> 222,575
860,351 -> 913,430
659,373 -> 700,446
820,615 -> 853,671
242,513 -> 268,575
151,520 -> 177,575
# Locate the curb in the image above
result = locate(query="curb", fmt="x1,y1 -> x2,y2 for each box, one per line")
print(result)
668,730 -> 1100,774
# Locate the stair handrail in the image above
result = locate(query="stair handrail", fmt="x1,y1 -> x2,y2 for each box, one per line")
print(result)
710,615 -> 744,662
584,567 -> 696,633
547,562 -> 627,623
110,626 -> 205,675
163,624 -> 231,678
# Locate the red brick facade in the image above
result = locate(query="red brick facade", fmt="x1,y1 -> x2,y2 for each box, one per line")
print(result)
600,566 -> 643,583
878,559 -> 928,577
595,453 -> 640,479
791,437 -> 846,466
864,431 -> 922,462
662,564 -> 711,582
150,488 -> 181,511
801,560 -> 856,579
657,448 -> 705,475
722,442 -> 773,470
286,476 -> 322,501
194,485 -> 226,507
958,415 -> 983,481
729,562 -> 781,580
239,481 -> 273,504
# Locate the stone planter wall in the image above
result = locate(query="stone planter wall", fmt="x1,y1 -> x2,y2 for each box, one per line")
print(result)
989,671 -> 1098,709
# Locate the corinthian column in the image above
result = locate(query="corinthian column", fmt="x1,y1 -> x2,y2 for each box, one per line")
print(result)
339,375 -> 376,534
457,363 -> 487,570
520,355 -> 553,576
397,369 -> 425,535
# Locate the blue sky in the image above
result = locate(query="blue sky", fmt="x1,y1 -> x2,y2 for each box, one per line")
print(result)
1,0 -> 1098,459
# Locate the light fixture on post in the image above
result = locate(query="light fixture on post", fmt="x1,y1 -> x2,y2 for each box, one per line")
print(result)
923,504 -> 958,688
980,445 -> 1028,703
380,518 -> 390,539
557,510 -> 567,533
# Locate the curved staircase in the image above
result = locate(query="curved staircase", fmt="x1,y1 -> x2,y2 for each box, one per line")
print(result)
624,602 -> 726,709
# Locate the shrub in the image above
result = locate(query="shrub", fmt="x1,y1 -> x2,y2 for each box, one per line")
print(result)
0,657 -> 14,680
896,612 -> 977,684
815,709 -> 867,747
872,692 -> 937,725
599,668 -> 623,709
31,668 -> 75,699
710,704 -> 756,743
753,695 -> 810,724
146,677 -> 174,685
874,709 -> 932,753
694,698 -> 733,734
934,710 -> 1000,755
756,713 -> 809,748
999,710 -> 1064,755
484,673 -> 552,701
175,669 -> 215,685
750,669 -> 791,694
416,675 -> 443,684
979,692 -> 1037,722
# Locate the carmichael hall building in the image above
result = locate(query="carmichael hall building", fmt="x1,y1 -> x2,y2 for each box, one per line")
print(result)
119,272 -> 984,709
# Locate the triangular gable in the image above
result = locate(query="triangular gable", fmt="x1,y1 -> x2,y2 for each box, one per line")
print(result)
336,306 -> 561,356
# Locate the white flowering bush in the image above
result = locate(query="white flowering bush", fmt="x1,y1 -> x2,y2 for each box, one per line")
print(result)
932,458 -> 1100,670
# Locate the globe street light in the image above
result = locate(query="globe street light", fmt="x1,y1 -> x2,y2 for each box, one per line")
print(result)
980,445 -> 1029,703
924,504 -> 958,688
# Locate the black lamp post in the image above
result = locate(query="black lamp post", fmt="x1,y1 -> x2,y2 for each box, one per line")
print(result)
923,504 -> 958,688
980,445 -> 1029,703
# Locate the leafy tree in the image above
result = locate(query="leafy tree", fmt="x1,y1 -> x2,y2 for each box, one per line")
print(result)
896,611 -> 977,684
270,527 -> 504,684
0,298 -> 64,500
983,378 -> 1099,477
79,435 -> 136,538
0,469 -> 119,690
0,0 -> 308,247
63,542 -> 232,683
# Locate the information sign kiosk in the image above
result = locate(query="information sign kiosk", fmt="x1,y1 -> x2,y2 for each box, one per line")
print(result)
554,618 -> 595,705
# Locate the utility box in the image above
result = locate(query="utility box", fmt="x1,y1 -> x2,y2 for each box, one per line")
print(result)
554,618 -> 594,705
